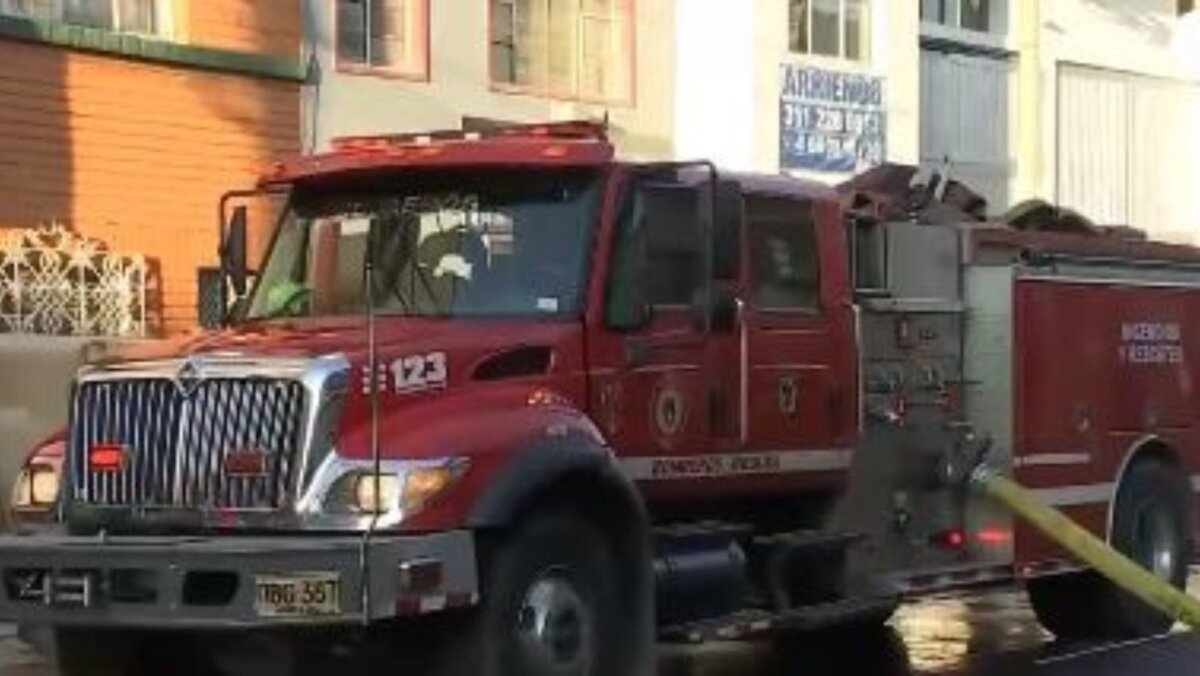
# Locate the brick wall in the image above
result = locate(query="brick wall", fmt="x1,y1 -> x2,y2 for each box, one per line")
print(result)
0,1 -> 300,334
185,0 -> 302,57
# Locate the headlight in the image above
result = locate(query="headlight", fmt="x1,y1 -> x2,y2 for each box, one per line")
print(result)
303,457 -> 468,529
12,439 -> 65,512
353,472 -> 402,514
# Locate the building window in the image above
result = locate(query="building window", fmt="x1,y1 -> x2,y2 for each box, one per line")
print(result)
336,0 -> 429,78
921,0 -> 1002,34
490,0 -> 635,103
0,0 -> 167,35
789,0 -> 870,62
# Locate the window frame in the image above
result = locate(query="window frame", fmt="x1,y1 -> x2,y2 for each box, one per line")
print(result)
0,0 -> 172,38
487,0 -> 637,107
333,0 -> 431,82
920,0 -> 1006,36
788,0 -> 871,63
745,195 -> 823,316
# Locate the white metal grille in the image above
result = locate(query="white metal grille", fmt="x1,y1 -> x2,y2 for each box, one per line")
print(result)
0,222 -> 151,337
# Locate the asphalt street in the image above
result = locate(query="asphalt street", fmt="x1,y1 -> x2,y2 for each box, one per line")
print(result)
3,577 -> 1199,675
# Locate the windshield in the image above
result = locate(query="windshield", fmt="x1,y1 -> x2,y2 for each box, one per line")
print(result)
244,169 -> 602,320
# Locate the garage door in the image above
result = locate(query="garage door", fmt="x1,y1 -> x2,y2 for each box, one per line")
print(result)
1057,64 -> 1200,242
920,48 -> 1016,212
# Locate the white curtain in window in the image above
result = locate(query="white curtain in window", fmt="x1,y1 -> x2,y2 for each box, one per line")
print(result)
811,0 -> 840,57
844,0 -> 869,60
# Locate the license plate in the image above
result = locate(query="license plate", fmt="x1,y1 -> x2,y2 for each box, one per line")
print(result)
254,573 -> 341,618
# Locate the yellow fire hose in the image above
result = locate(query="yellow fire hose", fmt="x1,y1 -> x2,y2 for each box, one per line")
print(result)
970,467 -> 1200,630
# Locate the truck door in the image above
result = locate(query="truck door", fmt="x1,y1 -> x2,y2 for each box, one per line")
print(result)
741,194 -> 857,480
588,173 -> 745,491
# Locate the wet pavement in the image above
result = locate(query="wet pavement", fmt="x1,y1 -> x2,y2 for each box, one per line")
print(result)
3,577 -> 1198,675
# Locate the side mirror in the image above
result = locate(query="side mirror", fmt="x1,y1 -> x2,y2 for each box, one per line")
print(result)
221,205 -> 248,298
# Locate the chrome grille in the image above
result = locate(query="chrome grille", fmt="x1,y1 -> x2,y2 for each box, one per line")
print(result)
69,378 -> 307,509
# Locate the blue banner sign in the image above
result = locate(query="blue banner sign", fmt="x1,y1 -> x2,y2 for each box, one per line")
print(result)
780,65 -> 886,174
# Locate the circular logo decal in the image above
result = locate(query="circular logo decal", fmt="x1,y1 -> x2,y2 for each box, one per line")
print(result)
653,386 -> 687,437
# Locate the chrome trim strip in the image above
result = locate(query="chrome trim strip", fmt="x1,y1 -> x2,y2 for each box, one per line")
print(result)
77,357 -> 315,383
1031,482 -> 1114,508
620,448 -> 854,481
1013,453 -> 1092,468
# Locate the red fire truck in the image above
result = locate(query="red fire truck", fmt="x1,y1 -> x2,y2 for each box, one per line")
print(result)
3,122 -> 1198,675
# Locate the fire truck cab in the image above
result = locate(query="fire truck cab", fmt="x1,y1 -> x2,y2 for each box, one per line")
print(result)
3,122 -> 1198,676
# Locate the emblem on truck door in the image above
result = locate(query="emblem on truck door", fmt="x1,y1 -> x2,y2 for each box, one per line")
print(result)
653,386 -> 687,437
778,376 -> 800,416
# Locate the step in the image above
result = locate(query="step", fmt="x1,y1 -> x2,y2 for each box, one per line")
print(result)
751,529 -> 862,552
658,592 -> 900,644
654,521 -> 752,545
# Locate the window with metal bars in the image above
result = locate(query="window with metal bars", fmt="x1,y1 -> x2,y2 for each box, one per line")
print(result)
336,0 -> 429,78
490,0 -> 634,103
789,0 -> 870,62
0,0 -> 165,36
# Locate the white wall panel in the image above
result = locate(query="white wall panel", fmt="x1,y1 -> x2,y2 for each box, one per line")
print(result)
920,48 -> 1015,212
1057,64 -> 1200,242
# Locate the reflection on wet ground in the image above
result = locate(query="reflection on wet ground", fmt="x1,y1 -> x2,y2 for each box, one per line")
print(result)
5,571 -> 1200,675
662,568 -> 1200,676
891,583 -> 1047,674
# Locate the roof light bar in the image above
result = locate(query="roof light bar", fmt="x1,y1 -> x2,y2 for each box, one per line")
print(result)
331,120 -> 609,152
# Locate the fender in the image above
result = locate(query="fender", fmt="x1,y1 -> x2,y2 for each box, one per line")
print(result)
467,427 -> 645,530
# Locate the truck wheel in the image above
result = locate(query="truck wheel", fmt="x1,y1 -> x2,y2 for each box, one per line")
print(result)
1027,459 -> 1192,640
1098,458 -> 1192,637
54,628 -> 144,676
445,513 -> 620,676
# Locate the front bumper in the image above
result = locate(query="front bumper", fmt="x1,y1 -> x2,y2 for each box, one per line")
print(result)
0,531 -> 477,629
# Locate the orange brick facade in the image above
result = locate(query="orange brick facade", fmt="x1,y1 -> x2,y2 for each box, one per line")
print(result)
0,1 -> 301,334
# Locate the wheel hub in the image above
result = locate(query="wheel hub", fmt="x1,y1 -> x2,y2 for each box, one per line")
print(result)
516,571 -> 594,674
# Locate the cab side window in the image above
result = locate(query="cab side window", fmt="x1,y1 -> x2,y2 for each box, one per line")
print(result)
605,180 -> 704,325
747,196 -> 820,311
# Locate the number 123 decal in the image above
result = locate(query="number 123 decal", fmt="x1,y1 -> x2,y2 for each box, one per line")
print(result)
363,352 -> 448,395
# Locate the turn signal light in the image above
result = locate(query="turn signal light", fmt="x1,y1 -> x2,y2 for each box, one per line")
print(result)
89,444 -> 126,472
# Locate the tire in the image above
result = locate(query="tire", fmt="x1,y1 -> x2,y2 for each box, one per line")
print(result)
1028,459 -> 1192,640
437,513 -> 623,676
1100,459 -> 1192,637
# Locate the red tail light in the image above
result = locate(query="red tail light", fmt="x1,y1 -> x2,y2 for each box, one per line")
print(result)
89,444 -> 126,472
932,528 -> 967,549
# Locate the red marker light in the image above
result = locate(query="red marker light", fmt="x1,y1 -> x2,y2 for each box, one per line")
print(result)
89,444 -> 126,473
225,450 -> 269,477
976,528 -> 1013,545
932,528 -> 967,549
